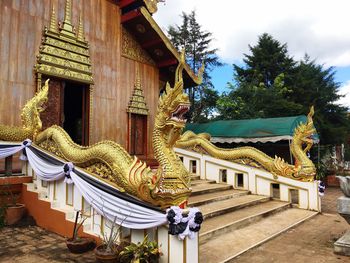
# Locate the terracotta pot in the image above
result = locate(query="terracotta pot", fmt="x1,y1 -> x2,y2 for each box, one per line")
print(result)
326,175 -> 340,187
94,244 -> 120,263
66,237 -> 96,254
5,203 -> 26,225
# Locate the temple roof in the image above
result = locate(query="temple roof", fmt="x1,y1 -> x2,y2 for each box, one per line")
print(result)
118,0 -> 202,88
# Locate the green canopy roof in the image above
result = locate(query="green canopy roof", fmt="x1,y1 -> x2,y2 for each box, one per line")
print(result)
184,115 -> 319,143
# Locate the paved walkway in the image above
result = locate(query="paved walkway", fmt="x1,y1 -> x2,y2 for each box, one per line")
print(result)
234,187 -> 350,263
0,226 -> 95,262
0,187 -> 349,262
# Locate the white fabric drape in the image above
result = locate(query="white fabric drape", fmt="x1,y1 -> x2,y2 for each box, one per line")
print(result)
0,141 -> 203,234
23,144 -> 167,229
71,172 -> 167,229
25,147 -> 67,182
0,140 -> 31,159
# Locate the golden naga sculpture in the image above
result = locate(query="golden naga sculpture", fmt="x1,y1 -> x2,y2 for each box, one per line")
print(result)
144,0 -> 165,14
32,51 -> 202,208
0,80 -> 49,142
176,107 -> 317,182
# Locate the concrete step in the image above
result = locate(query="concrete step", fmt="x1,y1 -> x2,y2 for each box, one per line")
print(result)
38,191 -> 48,199
199,208 -> 317,263
191,182 -> 233,196
51,200 -> 61,208
188,189 -> 249,207
191,175 -> 201,181
25,183 -> 35,192
23,183 -> 99,239
190,179 -> 216,186
198,195 -> 270,220
51,204 -> 76,221
199,200 -> 291,244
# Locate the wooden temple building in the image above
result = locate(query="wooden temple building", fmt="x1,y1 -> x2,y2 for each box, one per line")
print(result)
0,1 -> 323,262
0,0 -> 199,161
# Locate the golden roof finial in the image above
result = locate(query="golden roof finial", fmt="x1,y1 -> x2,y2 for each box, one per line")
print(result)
144,0 -> 165,14
49,6 -> 58,33
77,13 -> 85,42
64,0 -> 72,24
135,67 -> 141,89
127,66 -> 149,115
61,0 -> 74,36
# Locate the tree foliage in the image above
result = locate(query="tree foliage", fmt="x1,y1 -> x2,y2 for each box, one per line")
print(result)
218,33 -> 350,144
167,10 -> 222,122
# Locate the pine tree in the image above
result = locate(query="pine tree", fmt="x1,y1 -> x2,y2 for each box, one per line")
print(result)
217,33 -> 350,144
167,10 -> 222,122
234,33 -> 296,88
291,57 -> 350,144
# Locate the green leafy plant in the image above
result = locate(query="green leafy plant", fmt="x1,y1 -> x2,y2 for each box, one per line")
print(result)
0,183 -> 19,228
0,183 -> 18,207
119,235 -> 162,263
315,161 -> 327,180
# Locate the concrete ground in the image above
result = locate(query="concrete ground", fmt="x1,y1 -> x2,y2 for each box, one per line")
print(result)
0,226 -> 95,262
0,187 -> 349,262
233,187 -> 350,263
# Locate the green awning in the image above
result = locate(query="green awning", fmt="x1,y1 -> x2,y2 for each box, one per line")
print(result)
185,115 -> 319,143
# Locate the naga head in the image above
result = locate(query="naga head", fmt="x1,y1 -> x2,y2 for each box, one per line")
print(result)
292,106 -> 317,180
21,79 -> 49,139
151,50 -> 204,208
154,50 -> 203,147
293,106 -> 317,148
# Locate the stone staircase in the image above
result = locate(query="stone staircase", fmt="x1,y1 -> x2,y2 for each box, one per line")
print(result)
188,176 -> 317,263
24,175 -> 317,263
24,182 -> 97,238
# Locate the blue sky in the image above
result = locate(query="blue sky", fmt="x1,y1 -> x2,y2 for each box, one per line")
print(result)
211,64 -> 350,95
154,0 -> 350,107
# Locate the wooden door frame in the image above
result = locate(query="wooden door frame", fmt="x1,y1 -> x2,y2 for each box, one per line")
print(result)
127,112 -> 148,157
37,74 -> 91,145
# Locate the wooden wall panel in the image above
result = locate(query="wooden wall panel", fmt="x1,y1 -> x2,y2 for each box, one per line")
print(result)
0,0 -> 162,157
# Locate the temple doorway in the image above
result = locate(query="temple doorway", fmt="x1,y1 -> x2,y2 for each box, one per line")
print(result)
40,78 -> 90,145
63,81 -> 90,145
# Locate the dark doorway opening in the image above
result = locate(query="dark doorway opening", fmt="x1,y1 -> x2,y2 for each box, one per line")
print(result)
63,81 -> 89,145
272,183 -> 280,199
236,173 -> 244,187
40,77 -> 90,146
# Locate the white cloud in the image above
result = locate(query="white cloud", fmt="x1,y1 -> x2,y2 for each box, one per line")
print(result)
338,81 -> 350,107
154,0 -> 350,67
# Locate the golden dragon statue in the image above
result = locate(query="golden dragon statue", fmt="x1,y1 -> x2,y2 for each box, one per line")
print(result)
176,107 -> 317,182
0,80 -> 49,142
0,51 -> 202,208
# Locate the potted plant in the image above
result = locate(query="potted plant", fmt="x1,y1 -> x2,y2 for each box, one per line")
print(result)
119,235 -> 162,263
94,215 -> 129,263
66,210 -> 96,253
0,183 -> 26,225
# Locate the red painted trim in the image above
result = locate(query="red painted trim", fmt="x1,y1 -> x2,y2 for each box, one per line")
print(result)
121,9 -> 142,23
157,59 -> 178,68
0,176 -> 32,185
142,39 -> 163,49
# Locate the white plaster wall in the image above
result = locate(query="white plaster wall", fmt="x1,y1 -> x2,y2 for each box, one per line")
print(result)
175,147 -> 321,211
256,176 -> 271,196
169,234 -> 183,263
131,229 -> 145,244
158,226 -> 169,263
